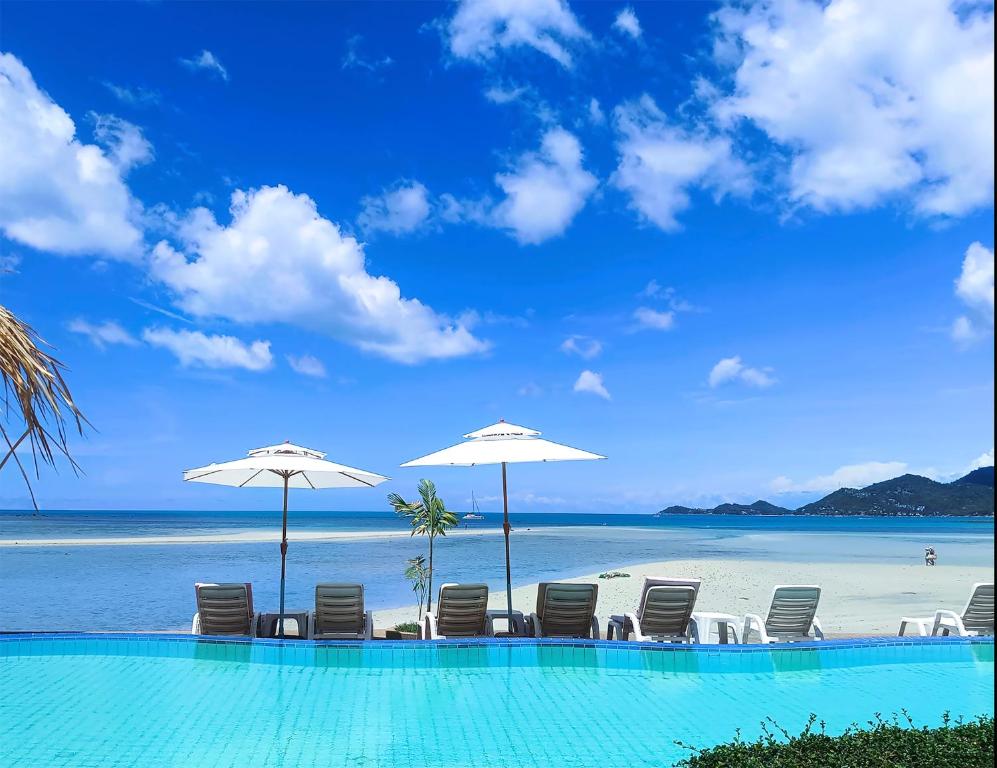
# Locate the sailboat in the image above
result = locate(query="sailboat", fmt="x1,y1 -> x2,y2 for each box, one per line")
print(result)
463,490 -> 485,520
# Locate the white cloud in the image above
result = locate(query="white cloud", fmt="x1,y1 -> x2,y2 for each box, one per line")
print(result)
149,185 -> 488,364
0,53 -> 145,258
708,355 -> 776,388
484,83 -> 530,104
492,127 -> 597,244
102,82 -> 160,107
573,369 -> 610,399
612,7 -> 642,39
613,96 -> 750,231
90,113 -> 153,172
952,241 -> 994,342
967,448 -> 994,471
68,318 -> 139,348
143,327 -> 272,371
358,181 -> 432,235
180,50 -> 229,81
286,353 -> 327,378
587,97 -> 605,125
708,0 -> 994,217
633,306 -> 675,331
341,35 -> 394,72
560,335 -> 602,359
444,0 -> 590,68
771,461 -> 910,494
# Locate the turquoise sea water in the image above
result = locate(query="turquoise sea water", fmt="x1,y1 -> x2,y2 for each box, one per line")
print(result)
0,511 -> 993,631
0,636 -> 993,768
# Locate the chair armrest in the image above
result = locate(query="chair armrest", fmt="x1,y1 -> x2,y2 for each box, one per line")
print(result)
932,610 -> 967,637
423,612 -> 439,640
811,616 -> 825,640
688,615 -> 701,643
528,613 -> 542,637
484,614 -> 495,637
364,611 -> 374,640
625,612 -> 644,642
590,615 -> 600,639
742,614 -> 770,643
251,612 -> 261,638
191,613 -> 201,635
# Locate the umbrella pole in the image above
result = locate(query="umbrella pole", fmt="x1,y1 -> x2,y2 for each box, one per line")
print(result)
501,461 -> 514,632
278,473 -> 289,639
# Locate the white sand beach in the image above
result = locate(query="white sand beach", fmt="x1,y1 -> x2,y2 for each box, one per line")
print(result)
375,558 -> 995,637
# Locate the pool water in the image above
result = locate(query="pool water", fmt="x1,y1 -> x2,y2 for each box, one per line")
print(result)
0,636 -> 993,768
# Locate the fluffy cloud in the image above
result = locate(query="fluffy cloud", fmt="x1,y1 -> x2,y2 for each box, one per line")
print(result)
68,318 -> 139,348
612,7 -> 642,39
633,306 -> 674,331
587,97 -> 605,125
358,181 -> 432,235
771,461 -> 911,494
952,242 -> 994,343
91,113 -> 154,172
613,96 -> 750,231
492,127 -> 597,244
144,328 -> 272,370
444,0 -> 589,68
149,185 -> 488,364
102,82 -> 161,107
0,53 -> 145,258
573,369 -> 610,399
180,50 -> 229,81
560,335 -> 602,359
708,356 -> 776,388
967,448 -> 994,471
708,0 -> 994,216
286,353 -> 327,378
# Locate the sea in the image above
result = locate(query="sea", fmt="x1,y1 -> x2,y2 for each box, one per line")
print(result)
1,510 -> 993,631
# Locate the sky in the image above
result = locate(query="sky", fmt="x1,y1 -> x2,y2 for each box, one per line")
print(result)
0,0 -> 993,513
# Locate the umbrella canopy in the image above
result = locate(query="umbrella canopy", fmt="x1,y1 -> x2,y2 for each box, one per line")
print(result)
185,441 -> 388,636
401,421 -> 605,631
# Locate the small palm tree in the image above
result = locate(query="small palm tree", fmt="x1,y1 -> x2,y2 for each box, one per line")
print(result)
388,479 -> 458,613
404,554 -> 429,621
1,305 -> 86,509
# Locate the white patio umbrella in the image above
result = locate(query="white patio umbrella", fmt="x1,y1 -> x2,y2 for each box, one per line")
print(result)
184,441 -> 389,636
400,421 -> 605,629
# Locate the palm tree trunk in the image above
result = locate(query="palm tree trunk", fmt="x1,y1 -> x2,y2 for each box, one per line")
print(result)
426,534 -> 434,614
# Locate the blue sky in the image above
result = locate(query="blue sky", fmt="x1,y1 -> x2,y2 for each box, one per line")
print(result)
0,0 -> 993,512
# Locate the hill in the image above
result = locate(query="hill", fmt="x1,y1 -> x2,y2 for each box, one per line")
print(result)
655,467 -> 995,517
954,466 -> 995,488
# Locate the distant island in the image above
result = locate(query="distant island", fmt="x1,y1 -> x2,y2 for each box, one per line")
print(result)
656,467 -> 995,517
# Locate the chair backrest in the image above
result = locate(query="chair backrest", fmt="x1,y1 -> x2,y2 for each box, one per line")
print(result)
314,583 -> 365,636
536,583 -> 598,637
962,582 -> 995,634
194,582 -> 254,635
764,585 -> 821,639
638,586 -> 699,637
636,577 -> 701,620
435,583 -> 489,637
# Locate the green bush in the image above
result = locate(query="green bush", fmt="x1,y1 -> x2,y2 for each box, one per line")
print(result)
393,622 -> 420,634
676,712 -> 994,768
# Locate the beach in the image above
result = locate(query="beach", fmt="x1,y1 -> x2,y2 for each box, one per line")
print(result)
375,558 -> 995,637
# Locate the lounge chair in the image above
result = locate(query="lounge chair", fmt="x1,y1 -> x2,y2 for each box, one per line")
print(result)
527,582 -> 599,638
192,582 -> 259,636
898,582 -> 994,637
606,577 -> 701,643
308,583 -> 373,640
422,583 -> 492,639
742,585 -> 825,643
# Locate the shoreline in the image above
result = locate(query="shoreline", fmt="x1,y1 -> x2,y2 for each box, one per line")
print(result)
374,557 -> 996,637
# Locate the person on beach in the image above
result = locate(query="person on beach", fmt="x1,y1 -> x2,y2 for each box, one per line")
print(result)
925,546 -> 937,566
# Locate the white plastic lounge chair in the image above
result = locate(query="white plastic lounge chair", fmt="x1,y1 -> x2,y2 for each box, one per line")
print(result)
308,583 -> 373,640
422,583 -> 492,639
527,582 -> 599,638
742,585 -> 825,643
192,582 -> 259,636
898,582 -> 994,637
606,577 -> 701,643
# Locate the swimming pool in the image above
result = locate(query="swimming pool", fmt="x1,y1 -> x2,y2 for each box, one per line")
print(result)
1,635 -> 992,768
